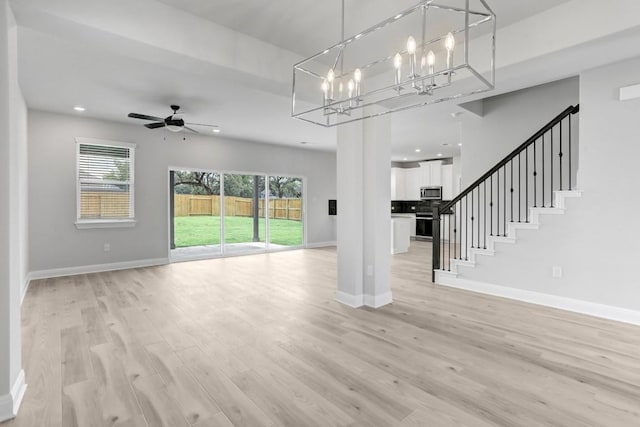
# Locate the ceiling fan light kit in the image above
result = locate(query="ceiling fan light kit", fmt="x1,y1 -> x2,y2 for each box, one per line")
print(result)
291,0 -> 495,127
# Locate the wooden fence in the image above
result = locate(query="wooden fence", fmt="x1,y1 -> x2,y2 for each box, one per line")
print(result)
174,194 -> 302,220
80,191 -> 130,218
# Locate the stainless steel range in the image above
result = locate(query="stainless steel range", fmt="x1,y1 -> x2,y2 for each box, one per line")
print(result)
415,212 -> 433,240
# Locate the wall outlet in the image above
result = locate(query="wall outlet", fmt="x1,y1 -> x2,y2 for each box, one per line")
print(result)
103,243 -> 110,252
552,265 -> 562,278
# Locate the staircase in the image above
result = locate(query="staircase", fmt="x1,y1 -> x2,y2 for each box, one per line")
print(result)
432,105 -> 580,282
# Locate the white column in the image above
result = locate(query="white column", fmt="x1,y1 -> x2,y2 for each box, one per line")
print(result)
336,115 -> 392,308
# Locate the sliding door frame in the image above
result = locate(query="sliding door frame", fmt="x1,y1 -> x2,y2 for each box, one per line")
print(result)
167,166 -> 307,262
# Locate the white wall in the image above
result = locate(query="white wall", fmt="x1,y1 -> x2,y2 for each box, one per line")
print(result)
0,0 -> 26,421
454,57 -> 640,314
28,110 -> 336,272
461,78 -> 579,187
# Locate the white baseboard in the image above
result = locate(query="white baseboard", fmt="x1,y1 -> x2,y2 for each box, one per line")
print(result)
335,291 -> 364,308
306,241 -> 337,249
28,258 -> 169,281
437,276 -> 640,326
336,291 -> 393,308
0,370 -> 26,423
364,292 -> 393,308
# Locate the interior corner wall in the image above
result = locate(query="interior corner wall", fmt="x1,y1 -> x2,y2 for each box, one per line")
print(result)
460,77 -> 579,187
0,0 -> 26,420
27,110 -> 337,272
452,57 -> 640,313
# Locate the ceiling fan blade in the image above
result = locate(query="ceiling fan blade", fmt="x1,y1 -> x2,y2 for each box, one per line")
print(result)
144,122 -> 166,129
128,113 -> 164,121
183,126 -> 199,134
185,122 -> 218,127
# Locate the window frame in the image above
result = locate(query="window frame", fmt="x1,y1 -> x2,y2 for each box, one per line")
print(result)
75,137 -> 137,229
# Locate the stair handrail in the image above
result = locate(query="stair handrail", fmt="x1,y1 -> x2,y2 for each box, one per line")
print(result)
438,104 -> 580,215
432,104 -> 580,281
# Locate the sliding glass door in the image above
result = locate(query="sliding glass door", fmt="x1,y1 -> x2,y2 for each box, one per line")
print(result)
170,170 -> 304,260
223,174 -> 266,255
268,176 -> 303,248
170,170 -> 222,258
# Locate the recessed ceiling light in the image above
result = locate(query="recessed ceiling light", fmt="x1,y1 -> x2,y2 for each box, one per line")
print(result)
415,148 -> 421,153
437,153 -> 443,157
403,157 -> 408,161
73,106 -> 85,112
458,143 -> 463,147
212,128 -> 221,133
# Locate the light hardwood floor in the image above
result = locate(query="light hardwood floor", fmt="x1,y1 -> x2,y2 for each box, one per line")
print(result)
4,241 -> 640,426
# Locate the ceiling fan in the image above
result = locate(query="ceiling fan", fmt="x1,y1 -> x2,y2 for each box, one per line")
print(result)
128,105 -> 219,134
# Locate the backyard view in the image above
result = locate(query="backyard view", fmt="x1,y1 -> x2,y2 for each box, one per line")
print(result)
171,171 -> 303,253
173,216 -> 303,247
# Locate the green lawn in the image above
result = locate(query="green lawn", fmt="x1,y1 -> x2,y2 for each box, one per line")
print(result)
174,216 -> 303,247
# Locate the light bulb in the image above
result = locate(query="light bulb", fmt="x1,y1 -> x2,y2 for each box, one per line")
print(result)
354,68 -> 362,83
348,79 -> 355,92
327,69 -> 335,83
445,32 -> 455,52
427,50 -> 435,66
321,80 -> 329,93
406,36 -> 416,55
394,53 -> 402,69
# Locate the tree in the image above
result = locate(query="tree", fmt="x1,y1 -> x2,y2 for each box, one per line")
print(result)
269,176 -> 302,198
173,171 -> 220,195
105,160 -> 130,181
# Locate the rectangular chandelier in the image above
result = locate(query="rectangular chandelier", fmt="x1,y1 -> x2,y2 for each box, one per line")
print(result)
291,0 -> 495,127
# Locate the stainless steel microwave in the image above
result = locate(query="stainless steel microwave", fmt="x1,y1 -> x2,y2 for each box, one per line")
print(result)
420,186 -> 442,200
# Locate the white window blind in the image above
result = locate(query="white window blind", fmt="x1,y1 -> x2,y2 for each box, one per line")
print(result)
76,138 -> 136,227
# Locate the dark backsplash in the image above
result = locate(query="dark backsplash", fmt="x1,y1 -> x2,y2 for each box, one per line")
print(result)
391,199 -> 451,214
391,200 -> 431,213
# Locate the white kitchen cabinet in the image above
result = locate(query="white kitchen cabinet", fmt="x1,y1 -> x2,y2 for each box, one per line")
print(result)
419,161 -> 430,185
430,160 -> 443,186
391,167 -> 406,200
392,161 -> 455,200
405,167 -> 422,200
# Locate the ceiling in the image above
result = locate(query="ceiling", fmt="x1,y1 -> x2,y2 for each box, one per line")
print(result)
11,0 -> 634,161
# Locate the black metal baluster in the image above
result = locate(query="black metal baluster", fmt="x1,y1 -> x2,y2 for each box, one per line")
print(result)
490,174 -> 493,236
518,154 -> 522,222
542,134 -> 545,207
550,127 -> 554,207
503,166 -> 506,235
465,195 -> 468,260
471,189 -> 474,248
559,118 -> 563,191
496,171 -> 500,236
483,181 -> 487,248
533,140 -> 537,208
526,146 -> 529,222
453,202 -> 462,259
477,187 -> 480,249
448,208 -> 452,270
569,114 -> 572,190
510,159 -> 514,224
440,218 -> 444,271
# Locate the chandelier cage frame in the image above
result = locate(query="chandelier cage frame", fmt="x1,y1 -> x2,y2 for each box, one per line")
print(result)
291,0 -> 496,127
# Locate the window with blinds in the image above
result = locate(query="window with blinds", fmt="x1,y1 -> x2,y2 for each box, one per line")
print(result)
76,138 -> 136,227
